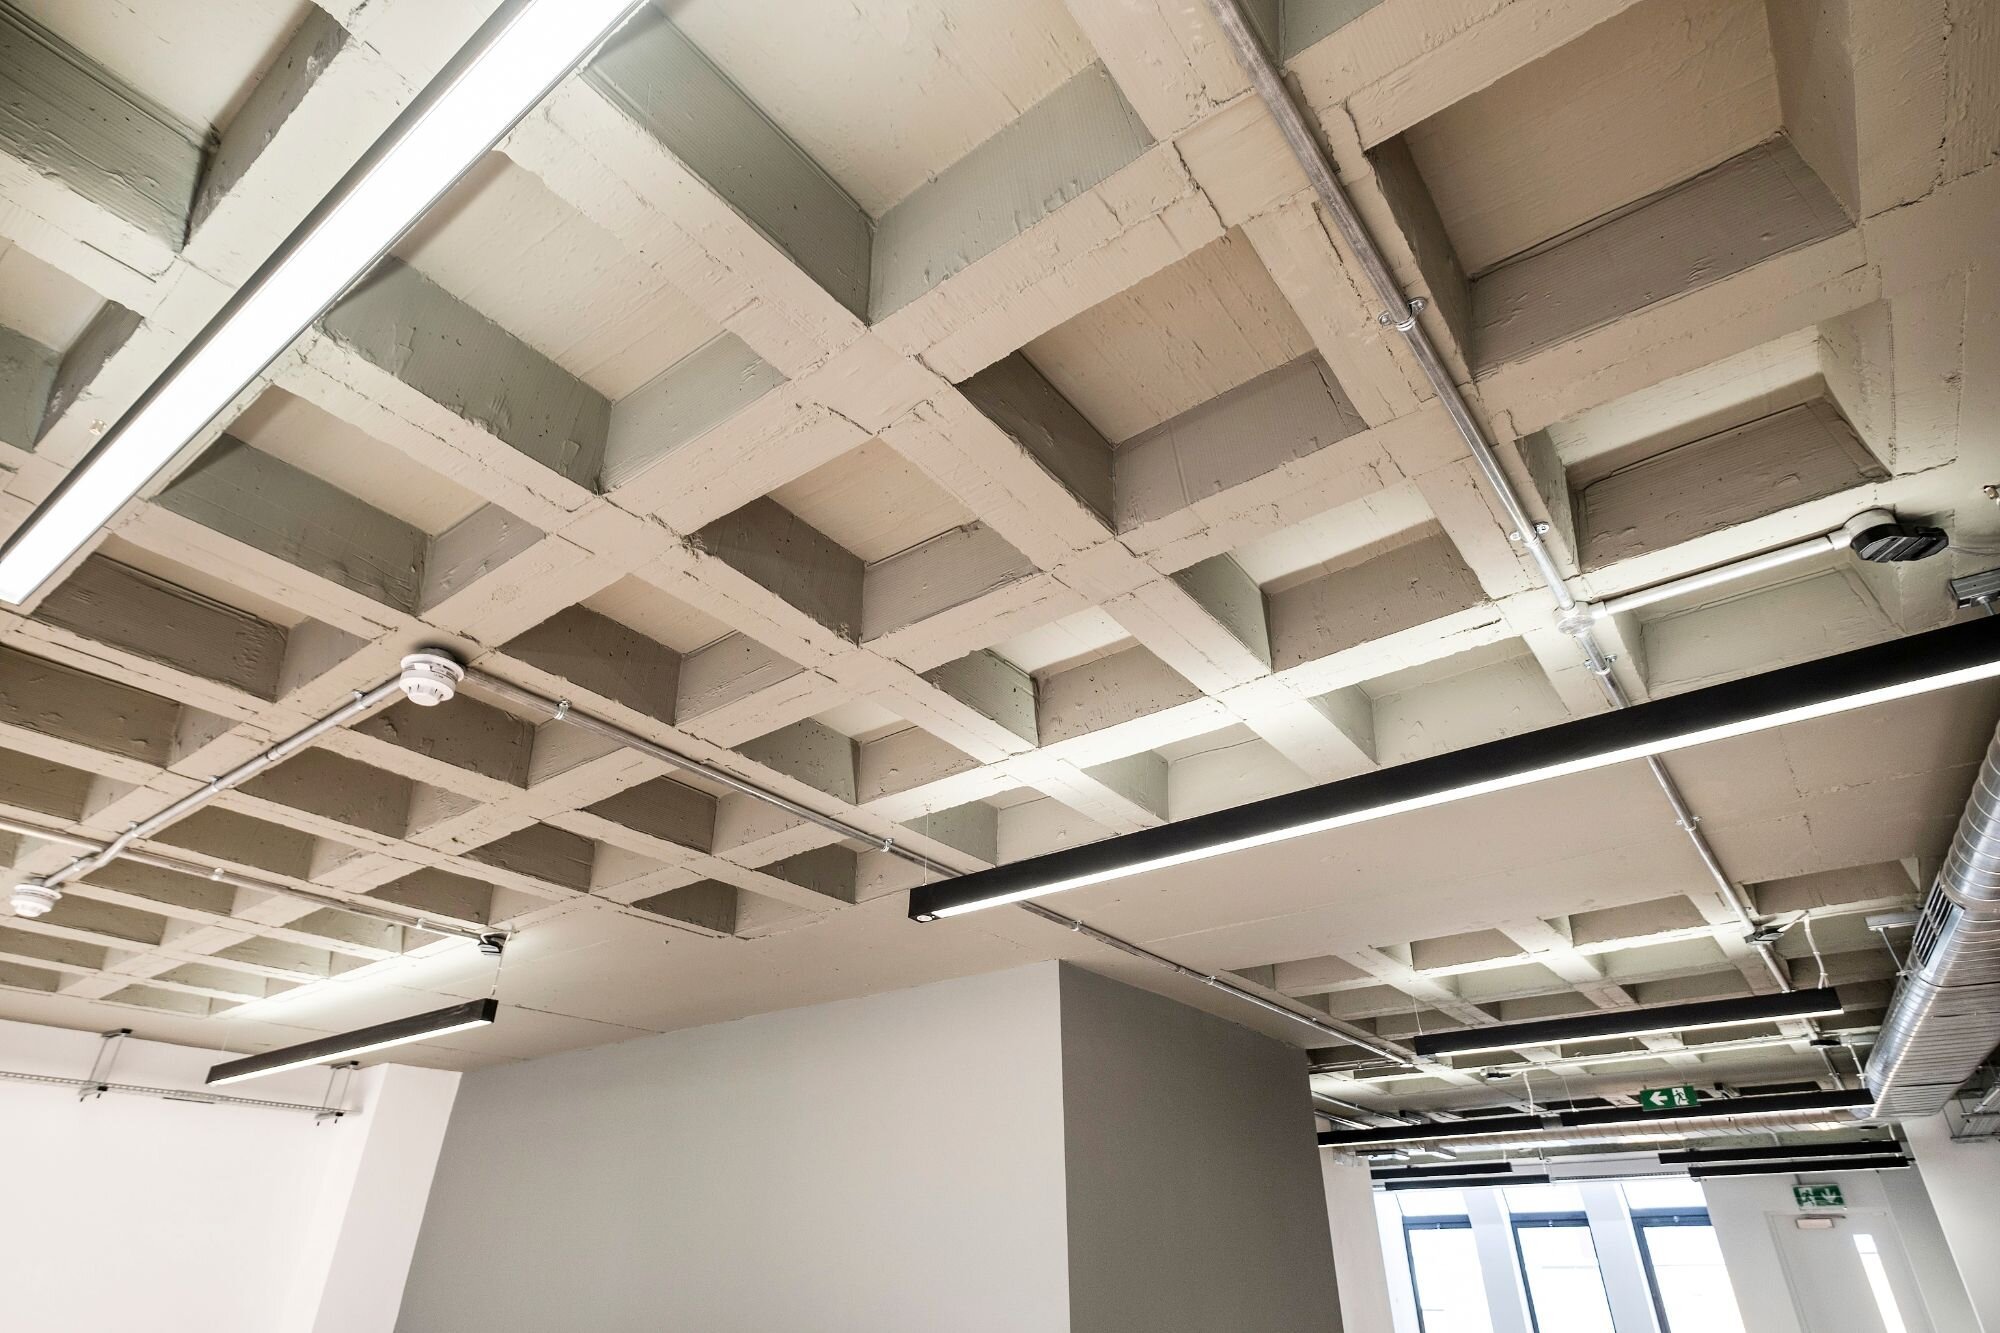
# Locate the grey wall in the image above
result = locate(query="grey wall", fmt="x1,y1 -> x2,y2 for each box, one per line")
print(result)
398,962 -> 1341,1332
1057,965 -> 1342,1332
397,964 -> 1072,1333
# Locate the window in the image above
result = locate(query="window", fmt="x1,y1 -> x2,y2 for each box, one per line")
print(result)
1512,1217 -> 1616,1333
1377,1175 -> 1751,1333
1854,1233 -> 1911,1333
1634,1217 -> 1745,1333
1396,1191 -> 1492,1333
1505,1184 -> 1614,1333
1404,1219 -> 1494,1333
1626,1181 -> 1745,1333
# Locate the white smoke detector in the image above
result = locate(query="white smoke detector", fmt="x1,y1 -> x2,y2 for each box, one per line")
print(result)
10,883 -> 59,918
397,652 -> 464,707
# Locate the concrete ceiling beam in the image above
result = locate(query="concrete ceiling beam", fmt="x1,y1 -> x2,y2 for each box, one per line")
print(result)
0,7 -> 198,297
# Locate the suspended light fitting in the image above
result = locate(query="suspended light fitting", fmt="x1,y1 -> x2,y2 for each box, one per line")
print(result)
1687,1154 -> 1909,1179
909,618 -> 2000,921
206,998 -> 498,1086
0,0 -> 644,604
1411,988 -> 1845,1060
1658,1141 -> 1900,1164
1317,1089 -> 1877,1149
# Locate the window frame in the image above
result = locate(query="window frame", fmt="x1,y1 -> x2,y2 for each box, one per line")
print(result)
1630,1208 -> 1721,1333
1508,1209 -> 1615,1333
1402,1214 -> 1478,1333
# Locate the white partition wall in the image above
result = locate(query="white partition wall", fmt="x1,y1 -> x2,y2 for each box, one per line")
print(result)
1322,1155 -> 1400,1333
1904,1116 -> 2000,1331
0,1018 -> 458,1333
1699,1168 -> 1975,1333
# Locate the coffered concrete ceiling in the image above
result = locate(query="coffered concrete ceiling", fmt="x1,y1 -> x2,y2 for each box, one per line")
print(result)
0,0 -> 1993,1113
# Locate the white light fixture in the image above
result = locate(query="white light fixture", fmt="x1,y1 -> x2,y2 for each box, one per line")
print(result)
910,619 -> 2000,920
206,998 -> 498,1086
0,0 -> 643,605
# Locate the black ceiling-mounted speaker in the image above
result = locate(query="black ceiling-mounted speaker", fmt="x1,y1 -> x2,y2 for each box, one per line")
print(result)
1848,517 -> 1948,563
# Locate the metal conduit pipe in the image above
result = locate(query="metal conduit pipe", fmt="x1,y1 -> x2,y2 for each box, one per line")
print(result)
1313,1092 -> 1417,1127
0,1066 -> 331,1114
1201,0 -> 1796,1001
0,812 -> 496,946
458,666 -> 1425,1066
7,654 -> 466,922
1197,0 -> 1569,605
1584,511 -> 1897,622
1018,900 -> 1419,1064
458,668 -> 935,862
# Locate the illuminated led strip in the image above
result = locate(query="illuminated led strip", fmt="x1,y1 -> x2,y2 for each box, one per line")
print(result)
910,617 -> 2000,920
1412,988 -> 1844,1059
206,998 -> 497,1086
0,0 -> 643,604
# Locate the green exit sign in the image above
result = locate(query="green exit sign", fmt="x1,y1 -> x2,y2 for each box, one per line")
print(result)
1795,1183 -> 1846,1209
1636,1085 -> 1701,1111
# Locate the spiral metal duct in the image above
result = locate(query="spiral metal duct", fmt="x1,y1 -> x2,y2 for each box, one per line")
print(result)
1866,721 -> 2000,1116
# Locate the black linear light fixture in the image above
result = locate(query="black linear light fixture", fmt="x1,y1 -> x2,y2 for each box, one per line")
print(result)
1658,1140 -> 1900,1164
1318,1088 -> 1877,1148
910,616 -> 2000,921
1386,1173 -> 1550,1192
1558,1087 -> 1875,1129
1411,988 -> 1845,1059
1323,1114 -> 1548,1148
1688,1154 -> 1909,1179
206,998 -> 498,1086
1370,1161 -> 1522,1181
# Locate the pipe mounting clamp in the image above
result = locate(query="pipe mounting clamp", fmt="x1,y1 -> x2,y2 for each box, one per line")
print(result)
1555,606 -> 1600,636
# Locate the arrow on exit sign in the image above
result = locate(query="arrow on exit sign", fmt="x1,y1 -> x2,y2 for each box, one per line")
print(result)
1635,1085 -> 1702,1111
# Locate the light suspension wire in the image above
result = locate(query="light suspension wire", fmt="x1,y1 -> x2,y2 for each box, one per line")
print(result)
0,0 -> 646,604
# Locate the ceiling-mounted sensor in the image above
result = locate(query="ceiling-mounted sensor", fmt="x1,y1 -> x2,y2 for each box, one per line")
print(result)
1843,510 -> 1947,563
8,883 -> 59,918
396,652 -> 464,706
